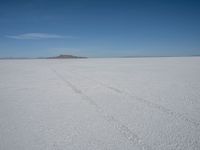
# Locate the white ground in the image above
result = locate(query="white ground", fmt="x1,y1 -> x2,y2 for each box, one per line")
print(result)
0,57 -> 200,150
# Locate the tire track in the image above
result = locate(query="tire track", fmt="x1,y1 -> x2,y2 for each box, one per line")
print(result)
104,84 -> 200,129
50,68 -> 152,150
67,70 -> 200,129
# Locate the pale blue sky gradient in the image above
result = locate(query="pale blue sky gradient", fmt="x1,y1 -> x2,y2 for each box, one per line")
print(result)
0,0 -> 200,57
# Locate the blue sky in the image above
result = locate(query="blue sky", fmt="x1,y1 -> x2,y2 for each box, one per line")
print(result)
0,0 -> 200,57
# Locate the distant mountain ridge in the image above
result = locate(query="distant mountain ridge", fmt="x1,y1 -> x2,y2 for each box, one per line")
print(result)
1,55 -> 199,60
0,54 -> 87,59
46,54 -> 87,59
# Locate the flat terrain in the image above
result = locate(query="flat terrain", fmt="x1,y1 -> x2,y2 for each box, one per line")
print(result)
0,57 -> 200,150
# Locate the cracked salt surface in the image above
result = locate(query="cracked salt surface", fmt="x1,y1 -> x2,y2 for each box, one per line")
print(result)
0,57 -> 200,150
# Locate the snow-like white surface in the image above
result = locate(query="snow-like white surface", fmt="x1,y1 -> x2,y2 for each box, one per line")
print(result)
0,57 -> 200,150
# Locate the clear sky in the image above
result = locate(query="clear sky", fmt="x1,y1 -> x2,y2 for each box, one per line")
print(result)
0,0 -> 200,57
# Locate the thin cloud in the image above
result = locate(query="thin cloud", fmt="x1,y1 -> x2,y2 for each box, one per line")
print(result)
6,33 -> 74,40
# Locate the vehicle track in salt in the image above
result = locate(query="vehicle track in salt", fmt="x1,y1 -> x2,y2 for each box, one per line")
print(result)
50,68 -> 152,150
66,70 -> 200,129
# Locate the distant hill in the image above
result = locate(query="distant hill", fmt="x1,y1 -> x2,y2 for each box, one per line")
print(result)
0,54 -> 87,60
46,54 -> 87,59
